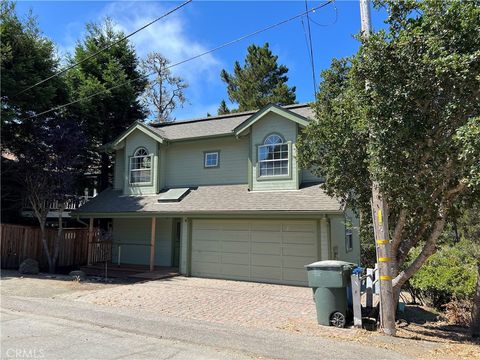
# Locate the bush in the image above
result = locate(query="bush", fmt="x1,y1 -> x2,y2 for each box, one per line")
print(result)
408,239 -> 479,308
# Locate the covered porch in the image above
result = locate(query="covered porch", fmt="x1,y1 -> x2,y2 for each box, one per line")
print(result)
84,215 -> 185,276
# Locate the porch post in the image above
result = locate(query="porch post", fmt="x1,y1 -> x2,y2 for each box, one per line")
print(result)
87,218 -> 94,265
150,217 -> 156,271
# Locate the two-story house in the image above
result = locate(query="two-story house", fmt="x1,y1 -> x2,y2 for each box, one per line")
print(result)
76,103 -> 359,286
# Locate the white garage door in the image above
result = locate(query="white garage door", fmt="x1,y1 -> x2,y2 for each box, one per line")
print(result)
191,219 -> 318,286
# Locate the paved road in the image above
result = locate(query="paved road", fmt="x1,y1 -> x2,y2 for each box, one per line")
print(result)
1,294 -> 411,360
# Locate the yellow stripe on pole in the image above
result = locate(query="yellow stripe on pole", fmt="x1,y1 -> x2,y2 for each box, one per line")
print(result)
379,257 -> 392,262
380,275 -> 393,281
376,239 -> 389,245
377,209 -> 383,226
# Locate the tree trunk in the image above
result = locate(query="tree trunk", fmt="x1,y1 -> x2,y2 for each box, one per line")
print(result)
39,222 -> 54,273
472,263 -> 480,339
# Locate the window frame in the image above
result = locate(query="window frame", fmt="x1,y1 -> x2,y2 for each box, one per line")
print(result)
129,147 -> 153,185
204,151 -> 220,168
257,133 -> 291,179
345,217 -> 354,253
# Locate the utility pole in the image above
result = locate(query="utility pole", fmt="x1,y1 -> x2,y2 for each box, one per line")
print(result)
359,0 -> 397,336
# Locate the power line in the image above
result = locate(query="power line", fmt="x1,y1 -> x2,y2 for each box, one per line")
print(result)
26,0 -> 334,120
309,1 -> 338,27
14,0 -> 192,97
304,0 -> 317,97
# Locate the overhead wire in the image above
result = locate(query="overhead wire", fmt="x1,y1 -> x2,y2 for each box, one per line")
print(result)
25,0 -> 334,120
14,0 -> 192,97
304,0 -> 317,97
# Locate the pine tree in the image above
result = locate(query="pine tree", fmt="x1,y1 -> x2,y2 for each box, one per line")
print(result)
66,19 -> 147,190
217,100 -> 230,115
220,43 -> 296,112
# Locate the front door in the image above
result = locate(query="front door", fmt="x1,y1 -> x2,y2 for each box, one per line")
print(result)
172,219 -> 181,267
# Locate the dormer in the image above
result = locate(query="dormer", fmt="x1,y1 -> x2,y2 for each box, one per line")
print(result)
234,104 -> 310,191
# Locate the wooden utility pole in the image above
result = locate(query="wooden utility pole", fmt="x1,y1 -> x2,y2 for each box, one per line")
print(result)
359,0 -> 397,336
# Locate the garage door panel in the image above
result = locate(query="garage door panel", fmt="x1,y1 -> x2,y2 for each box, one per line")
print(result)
282,232 -> 316,245
283,244 -> 317,257
221,241 -> 249,253
283,255 -> 317,269
251,242 -> 281,255
221,253 -> 249,265
192,240 -> 218,252
282,222 -> 316,233
251,254 -> 281,267
193,229 -> 226,241
221,230 -> 250,242
220,264 -> 250,277
192,250 -> 220,264
251,266 -> 282,280
192,261 -> 220,275
250,221 -> 282,232
251,231 -> 281,243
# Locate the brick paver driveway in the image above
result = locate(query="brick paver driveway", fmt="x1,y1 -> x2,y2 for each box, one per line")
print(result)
67,277 -> 318,331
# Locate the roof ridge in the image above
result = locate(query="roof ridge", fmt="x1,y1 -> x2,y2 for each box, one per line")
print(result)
150,102 -> 312,128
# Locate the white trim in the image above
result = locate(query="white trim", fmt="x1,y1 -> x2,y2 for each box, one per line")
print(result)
204,151 -> 219,168
129,148 -> 153,185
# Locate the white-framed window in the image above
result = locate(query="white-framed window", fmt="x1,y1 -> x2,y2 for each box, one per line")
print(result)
258,134 -> 289,177
204,151 -> 219,168
129,147 -> 152,184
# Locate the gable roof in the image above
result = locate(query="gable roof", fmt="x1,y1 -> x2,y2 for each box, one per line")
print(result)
109,103 -> 314,147
112,121 -> 165,149
233,104 -> 311,136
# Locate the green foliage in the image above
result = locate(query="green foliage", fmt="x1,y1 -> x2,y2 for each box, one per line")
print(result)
0,1 -> 67,153
408,239 -> 479,307
66,19 -> 147,189
220,43 -> 296,112
217,100 -> 230,115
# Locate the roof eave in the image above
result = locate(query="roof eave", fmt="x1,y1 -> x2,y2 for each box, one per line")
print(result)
234,104 -> 311,136
111,121 -> 165,150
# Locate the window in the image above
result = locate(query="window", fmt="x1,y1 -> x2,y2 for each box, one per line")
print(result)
130,148 -> 152,184
204,151 -> 219,168
258,134 -> 289,177
345,217 -> 353,252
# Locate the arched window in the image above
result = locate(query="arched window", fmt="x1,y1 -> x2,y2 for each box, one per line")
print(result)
130,147 -> 152,184
258,133 -> 289,177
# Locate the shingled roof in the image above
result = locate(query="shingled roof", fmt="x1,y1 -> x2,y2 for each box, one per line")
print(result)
147,103 -> 314,141
75,183 -> 343,216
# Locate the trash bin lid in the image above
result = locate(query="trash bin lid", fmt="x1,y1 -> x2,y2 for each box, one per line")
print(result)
304,260 -> 356,269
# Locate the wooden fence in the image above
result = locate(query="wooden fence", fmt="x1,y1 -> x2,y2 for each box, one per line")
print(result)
0,223 -> 96,269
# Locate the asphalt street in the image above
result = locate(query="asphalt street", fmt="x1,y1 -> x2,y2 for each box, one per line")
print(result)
1,294 -> 411,360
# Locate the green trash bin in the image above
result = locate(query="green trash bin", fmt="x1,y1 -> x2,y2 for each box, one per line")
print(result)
305,260 -> 356,328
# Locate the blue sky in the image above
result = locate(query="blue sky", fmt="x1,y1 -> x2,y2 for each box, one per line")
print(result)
15,1 -> 387,120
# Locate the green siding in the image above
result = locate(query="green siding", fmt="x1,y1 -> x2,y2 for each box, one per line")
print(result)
329,213 -> 360,265
112,217 -> 173,266
113,149 -> 125,190
251,113 -> 299,191
123,129 -> 159,195
165,137 -> 248,187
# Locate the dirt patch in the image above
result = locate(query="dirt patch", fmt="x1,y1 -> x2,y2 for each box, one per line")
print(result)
0,270 -> 122,298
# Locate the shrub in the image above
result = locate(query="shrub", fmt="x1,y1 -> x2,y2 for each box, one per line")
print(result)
408,239 -> 479,308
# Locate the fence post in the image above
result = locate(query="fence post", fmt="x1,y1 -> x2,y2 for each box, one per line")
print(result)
351,273 -> 363,328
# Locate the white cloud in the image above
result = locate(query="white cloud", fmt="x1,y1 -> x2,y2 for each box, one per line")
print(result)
60,1 -> 225,119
